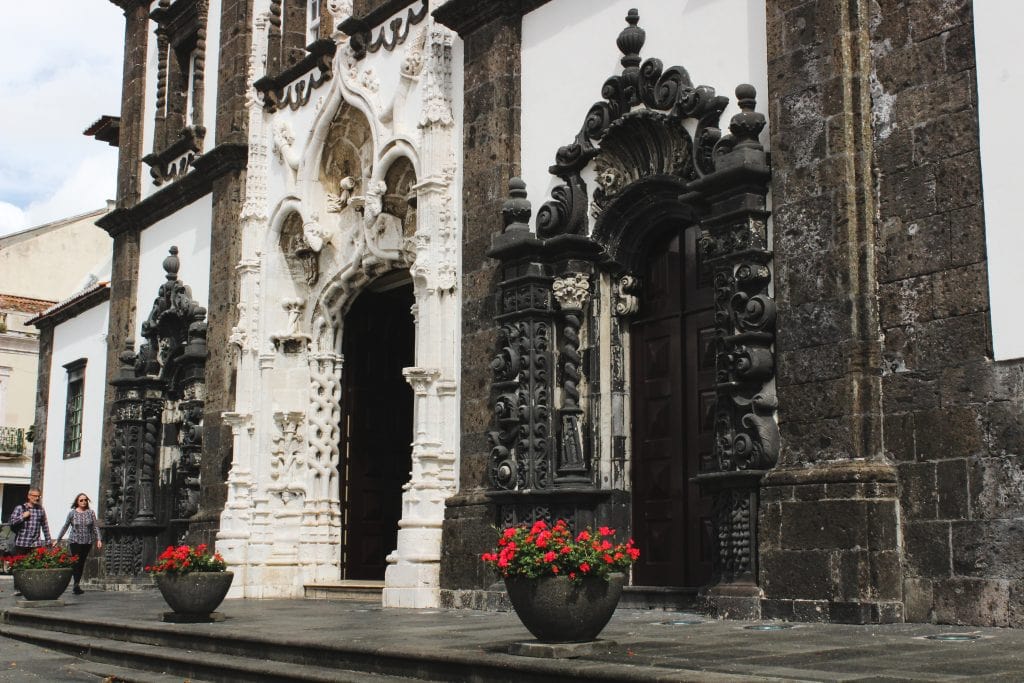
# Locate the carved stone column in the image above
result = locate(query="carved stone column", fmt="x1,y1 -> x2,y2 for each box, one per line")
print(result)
685,86 -> 778,618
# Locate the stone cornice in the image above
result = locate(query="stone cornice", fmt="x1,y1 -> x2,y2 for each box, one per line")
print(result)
253,39 -> 336,113
432,0 -> 551,37
97,142 -> 248,237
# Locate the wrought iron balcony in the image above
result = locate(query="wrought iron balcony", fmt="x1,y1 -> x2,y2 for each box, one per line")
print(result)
0,426 -> 25,457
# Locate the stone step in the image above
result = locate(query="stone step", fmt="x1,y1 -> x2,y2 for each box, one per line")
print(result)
0,623 -> 421,683
303,579 -> 384,600
1,606 -> 705,682
621,585 -> 700,611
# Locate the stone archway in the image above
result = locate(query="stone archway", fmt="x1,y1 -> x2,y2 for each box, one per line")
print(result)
485,9 -> 777,615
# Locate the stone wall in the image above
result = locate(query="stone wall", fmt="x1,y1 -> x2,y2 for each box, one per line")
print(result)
763,0 -> 1024,626
438,10 -> 523,599
870,0 -> 1024,627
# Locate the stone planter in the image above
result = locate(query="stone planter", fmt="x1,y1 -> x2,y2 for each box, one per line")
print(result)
155,571 -> 233,617
13,568 -> 73,601
504,572 -> 625,643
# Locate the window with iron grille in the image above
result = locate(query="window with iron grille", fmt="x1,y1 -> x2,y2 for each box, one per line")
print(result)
63,359 -> 86,459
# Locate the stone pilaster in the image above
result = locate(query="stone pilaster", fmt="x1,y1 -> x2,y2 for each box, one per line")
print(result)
762,0 -> 901,623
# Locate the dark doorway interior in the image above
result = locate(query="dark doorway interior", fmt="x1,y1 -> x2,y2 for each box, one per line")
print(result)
340,274 -> 414,580
630,225 -> 716,587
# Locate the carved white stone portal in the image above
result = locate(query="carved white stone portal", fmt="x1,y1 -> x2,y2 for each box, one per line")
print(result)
218,5 -> 460,607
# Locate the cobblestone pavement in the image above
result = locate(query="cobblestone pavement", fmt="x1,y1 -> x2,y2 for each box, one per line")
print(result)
2,575 -> 1024,681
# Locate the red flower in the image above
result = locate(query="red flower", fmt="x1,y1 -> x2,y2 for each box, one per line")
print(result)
576,530 -> 590,542
599,526 -> 614,536
579,562 -> 591,573
543,551 -> 557,563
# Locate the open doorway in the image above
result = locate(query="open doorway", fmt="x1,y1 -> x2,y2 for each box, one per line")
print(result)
339,271 -> 414,579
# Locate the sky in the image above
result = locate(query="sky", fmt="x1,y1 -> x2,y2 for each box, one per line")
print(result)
0,2 -> 126,236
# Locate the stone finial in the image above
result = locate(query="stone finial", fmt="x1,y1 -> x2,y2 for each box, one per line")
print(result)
501,178 -> 532,234
729,84 -> 766,151
163,246 -> 180,281
119,339 -> 137,368
617,9 -> 645,69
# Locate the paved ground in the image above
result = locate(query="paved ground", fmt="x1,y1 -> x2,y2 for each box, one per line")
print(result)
2,574 -> 1024,681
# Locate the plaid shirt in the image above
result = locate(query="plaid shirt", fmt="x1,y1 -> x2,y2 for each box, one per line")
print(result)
8,504 -> 51,548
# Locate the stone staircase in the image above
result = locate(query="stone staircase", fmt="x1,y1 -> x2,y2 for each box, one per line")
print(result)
303,579 -> 384,600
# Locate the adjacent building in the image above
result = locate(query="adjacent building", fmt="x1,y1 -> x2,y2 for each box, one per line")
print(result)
33,0 -> 1022,627
0,207 -> 112,521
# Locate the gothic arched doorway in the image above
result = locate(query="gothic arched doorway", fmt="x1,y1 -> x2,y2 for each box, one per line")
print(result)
339,271 -> 414,580
629,224 -> 716,587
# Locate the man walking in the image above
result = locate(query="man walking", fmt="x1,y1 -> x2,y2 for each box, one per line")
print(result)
8,488 -> 52,556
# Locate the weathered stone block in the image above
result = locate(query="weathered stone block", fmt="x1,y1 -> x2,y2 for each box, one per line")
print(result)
781,500 -> 867,550
936,459 -> 969,519
898,463 -> 937,520
878,214 -> 947,282
907,0 -> 970,40
869,551 -> 903,601
912,110 -> 979,164
903,577 -> 934,623
983,403 -> 1024,458
935,152 -> 982,213
932,577 -> 1010,626
951,519 -> 1024,580
761,549 -> 833,600
969,455 -> 1024,519
777,343 -> 846,387
939,362 -> 1024,406
902,521 -> 950,578
866,500 -> 899,551
915,406 -> 984,461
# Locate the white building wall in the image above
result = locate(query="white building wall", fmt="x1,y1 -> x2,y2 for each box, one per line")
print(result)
142,22 -> 159,200
974,5 -> 1024,361
521,0 -> 769,210
42,302 -> 110,521
135,195 -> 212,342
204,0 -> 223,150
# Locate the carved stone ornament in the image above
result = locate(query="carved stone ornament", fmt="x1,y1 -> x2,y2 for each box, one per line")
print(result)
552,273 -> 590,311
105,246 -> 208,576
614,275 -> 640,316
340,0 -> 429,61
487,10 -> 778,593
270,297 -> 312,354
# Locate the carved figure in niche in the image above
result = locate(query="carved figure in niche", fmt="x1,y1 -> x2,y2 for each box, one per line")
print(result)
352,179 -> 408,270
272,120 -> 300,176
326,176 -> 356,213
303,212 -> 329,253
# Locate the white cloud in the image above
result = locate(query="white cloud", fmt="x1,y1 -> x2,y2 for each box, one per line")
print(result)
0,1 -> 124,234
0,202 -> 28,235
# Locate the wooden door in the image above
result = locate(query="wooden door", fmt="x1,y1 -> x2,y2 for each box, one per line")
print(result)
340,281 -> 414,580
630,226 -> 715,587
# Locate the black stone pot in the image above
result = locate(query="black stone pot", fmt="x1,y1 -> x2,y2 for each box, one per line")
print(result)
13,568 -> 73,600
504,572 -> 625,643
155,571 -> 233,616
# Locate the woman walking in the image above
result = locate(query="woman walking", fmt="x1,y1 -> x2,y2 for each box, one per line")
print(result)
55,493 -> 103,595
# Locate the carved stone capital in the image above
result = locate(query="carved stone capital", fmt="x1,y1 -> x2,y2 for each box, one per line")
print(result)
552,273 -> 590,311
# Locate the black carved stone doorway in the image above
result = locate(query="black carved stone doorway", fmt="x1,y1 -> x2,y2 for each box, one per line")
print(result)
630,225 -> 716,587
339,273 -> 414,580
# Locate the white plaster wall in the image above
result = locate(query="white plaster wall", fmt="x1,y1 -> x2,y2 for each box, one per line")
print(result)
521,0 -> 769,210
204,0 -> 223,149
135,195 -> 212,343
142,20 -> 160,200
974,6 -> 1024,361
42,302 -> 109,521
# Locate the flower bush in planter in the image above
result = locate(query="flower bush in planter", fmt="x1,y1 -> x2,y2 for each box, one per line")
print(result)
481,519 -> 640,581
12,546 -> 79,570
11,547 -> 79,600
146,544 -> 226,575
147,544 -> 232,619
481,519 -> 641,642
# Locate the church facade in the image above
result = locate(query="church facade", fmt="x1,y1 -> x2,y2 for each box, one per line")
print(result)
31,0 -> 1023,626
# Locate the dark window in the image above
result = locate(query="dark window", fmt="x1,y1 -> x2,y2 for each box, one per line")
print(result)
63,359 -> 86,459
